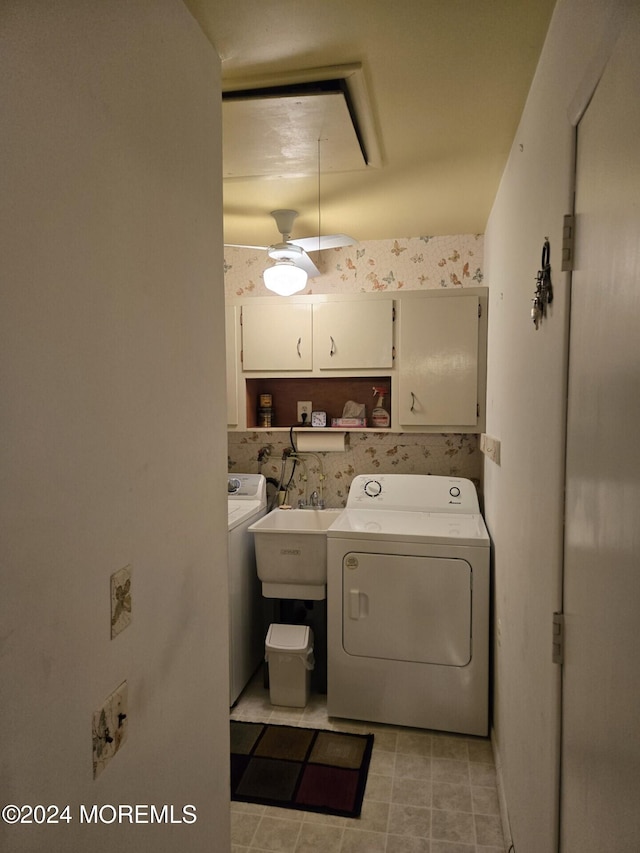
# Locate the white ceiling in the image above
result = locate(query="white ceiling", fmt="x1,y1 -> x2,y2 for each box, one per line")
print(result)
184,0 -> 556,248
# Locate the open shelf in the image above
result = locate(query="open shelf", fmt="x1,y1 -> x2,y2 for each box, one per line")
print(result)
245,376 -> 392,429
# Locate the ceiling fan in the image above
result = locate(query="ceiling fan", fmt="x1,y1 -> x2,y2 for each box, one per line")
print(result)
225,209 -> 356,295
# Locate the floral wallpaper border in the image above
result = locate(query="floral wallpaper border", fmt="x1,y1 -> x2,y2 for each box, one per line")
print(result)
224,234 -> 483,298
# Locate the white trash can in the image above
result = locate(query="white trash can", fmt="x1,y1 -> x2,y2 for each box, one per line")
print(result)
265,624 -> 314,708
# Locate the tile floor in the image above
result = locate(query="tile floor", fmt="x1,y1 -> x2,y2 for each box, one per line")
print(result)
230,670 -> 507,853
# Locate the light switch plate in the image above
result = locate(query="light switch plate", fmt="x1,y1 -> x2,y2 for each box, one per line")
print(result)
92,680 -> 128,779
480,433 -> 501,465
111,565 -> 132,639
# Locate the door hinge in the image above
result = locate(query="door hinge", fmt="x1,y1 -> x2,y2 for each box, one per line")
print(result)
552,612 -> 565,664
478,302 -> 482,318
561,214 -> 575,271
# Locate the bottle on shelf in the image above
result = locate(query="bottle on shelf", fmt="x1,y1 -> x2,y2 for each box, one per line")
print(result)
371,387 -> 390,428
258,393 -> 274,428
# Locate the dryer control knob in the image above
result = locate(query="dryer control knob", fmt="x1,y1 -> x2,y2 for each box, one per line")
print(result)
364,479 -> 382,498
449,486 -> 461,497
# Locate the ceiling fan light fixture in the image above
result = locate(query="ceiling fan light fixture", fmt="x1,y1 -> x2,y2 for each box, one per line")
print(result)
268,242 -> 304,262
263,260 -> 308,296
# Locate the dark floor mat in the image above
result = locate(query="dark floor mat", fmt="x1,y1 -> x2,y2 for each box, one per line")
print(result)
230,720 -> 374,818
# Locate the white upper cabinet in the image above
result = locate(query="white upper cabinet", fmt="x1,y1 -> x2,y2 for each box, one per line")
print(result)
241,297 -> 394,373
241,302 -> 313,371
231,289 -> 486,432
226,305 -> 240,425
397,294 -> 480,427
313,299 -> 394,370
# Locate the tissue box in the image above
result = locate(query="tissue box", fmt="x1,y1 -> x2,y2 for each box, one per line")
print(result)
331,417 -> 368,427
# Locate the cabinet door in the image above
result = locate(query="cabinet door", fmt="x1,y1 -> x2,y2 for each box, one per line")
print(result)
398,295 -> 479,426
226,306 -> 239,425
313,299 -> 394,370
241,302 -> 312,371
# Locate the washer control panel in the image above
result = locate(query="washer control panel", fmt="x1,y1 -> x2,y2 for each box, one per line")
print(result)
228,477 -> 242,495
227,474 -> 267,502
363,479 -> 383,498
347,474 -> 480,513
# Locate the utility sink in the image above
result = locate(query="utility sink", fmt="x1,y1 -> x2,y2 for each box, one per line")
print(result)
248,508 -> 342,600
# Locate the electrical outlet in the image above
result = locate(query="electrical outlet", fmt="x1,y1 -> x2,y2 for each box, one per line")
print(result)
92,680 -> 128,779
297,401 -> 313,423
111,565 -> 132,639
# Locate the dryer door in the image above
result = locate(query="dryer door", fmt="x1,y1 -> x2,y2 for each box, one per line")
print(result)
342,552 -> 472,666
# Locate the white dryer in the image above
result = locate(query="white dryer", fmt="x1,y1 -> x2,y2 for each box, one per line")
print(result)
228,474 -> 267,706
327,474 -> 490,736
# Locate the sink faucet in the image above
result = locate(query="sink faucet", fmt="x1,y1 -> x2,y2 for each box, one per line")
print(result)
287,450 -> 326,509
298,490 -> 326,510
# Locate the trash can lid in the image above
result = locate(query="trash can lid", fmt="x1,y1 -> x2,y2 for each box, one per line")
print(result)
266,623 -> 312,652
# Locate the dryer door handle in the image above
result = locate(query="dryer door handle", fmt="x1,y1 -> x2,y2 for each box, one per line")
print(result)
348,589 -> 369,620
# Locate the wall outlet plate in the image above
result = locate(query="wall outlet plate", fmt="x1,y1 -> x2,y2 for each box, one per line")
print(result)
92,680 -> 128,779
297,401 -> 313,423
111,565 -> 132,639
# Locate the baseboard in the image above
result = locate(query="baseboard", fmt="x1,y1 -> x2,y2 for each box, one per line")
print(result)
491,726 -> 513,852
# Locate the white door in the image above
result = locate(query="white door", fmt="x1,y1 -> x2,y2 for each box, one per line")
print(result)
241,302 -> 313,370
342,552 -> 472,666
313,299 -> 394,369
561,8 -> 640,851
398,294 -> 479,427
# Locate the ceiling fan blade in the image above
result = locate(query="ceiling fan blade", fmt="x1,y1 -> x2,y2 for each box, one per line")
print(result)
290,234 -> 357,252
294,252 -> 321,278
224,243 -> 269,251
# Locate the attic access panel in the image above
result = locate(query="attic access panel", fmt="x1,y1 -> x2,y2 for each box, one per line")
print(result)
222,79 -> 368,179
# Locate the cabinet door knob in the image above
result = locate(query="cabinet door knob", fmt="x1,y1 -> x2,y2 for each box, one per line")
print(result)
296,337 -> 302,358
329,336 -> 336,357
410,392 -> 416,412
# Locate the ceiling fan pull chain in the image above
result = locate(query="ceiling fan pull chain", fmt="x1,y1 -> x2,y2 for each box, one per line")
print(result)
317,137 -> 321,255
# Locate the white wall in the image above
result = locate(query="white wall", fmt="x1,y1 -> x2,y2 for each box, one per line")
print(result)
0,3 -> 229,851
483,1 -> 623,850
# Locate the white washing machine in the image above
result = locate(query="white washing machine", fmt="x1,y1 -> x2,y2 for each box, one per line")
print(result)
327,474 -> 490,736
228,474 -> 267,706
